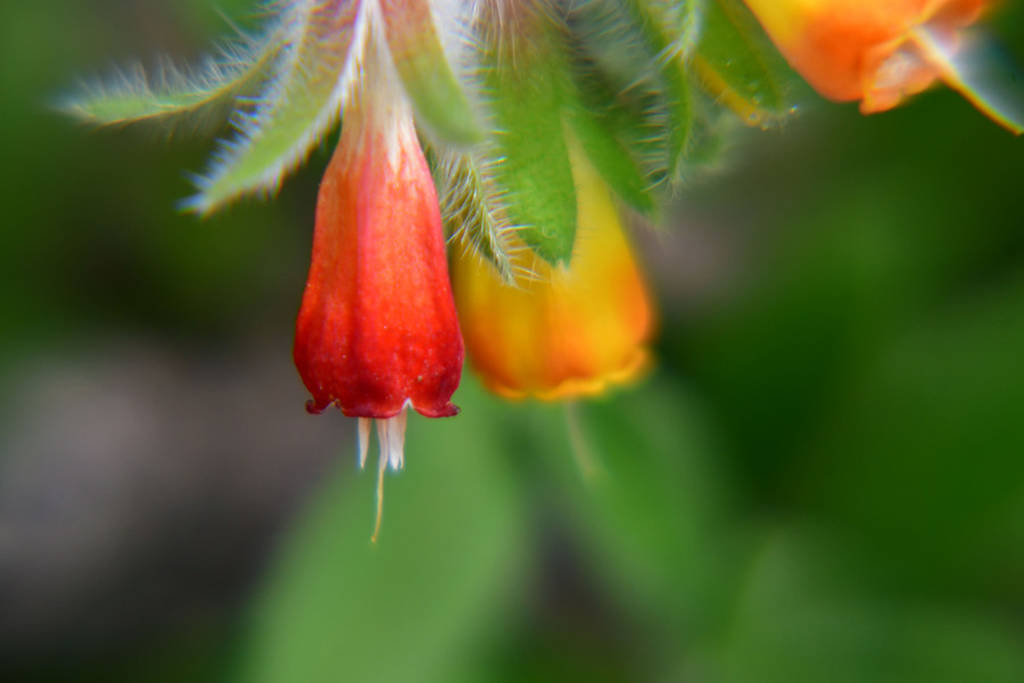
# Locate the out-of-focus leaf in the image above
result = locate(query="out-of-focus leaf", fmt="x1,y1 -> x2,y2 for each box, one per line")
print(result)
565,51 -> 657,214
691,0 -> 797,126
632,0 -> 703,58
233,379 -> 526,683
709,531 -> 1024,683
60,19 -> 284,130
523,378 -> 736,631
673,95 -> 736,177
571,0 -> 694,186
479,16 -> 577,264
796,272 -> 1024,594
191,1 -> 365,214
380,0 -> 481,144
620,0 -> 695,181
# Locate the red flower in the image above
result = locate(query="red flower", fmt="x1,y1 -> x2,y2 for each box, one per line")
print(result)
293,43 -> 463,538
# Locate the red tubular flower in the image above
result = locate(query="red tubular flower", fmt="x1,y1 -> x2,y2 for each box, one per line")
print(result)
293,37 -> 463,538
743,0 -> 987,113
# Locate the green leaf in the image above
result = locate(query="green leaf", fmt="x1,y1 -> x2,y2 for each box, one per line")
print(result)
566,106 -> 654,215
712,531 -> 1024,683
572,0 -> 694,186
381,0 -> 481,144
564,48 -> 656,214
544,380 -> 735,629
233,380 -> 527,683
673,93 -> 737,177
691,0 -> 797,126
632,0 -> 703,59
621,0 -> 695,180
61,17 -> 285,130
431,147 -> 517,283
796,271 -> 1024,592
478,14 -> 577,265
191,2 -> 365,214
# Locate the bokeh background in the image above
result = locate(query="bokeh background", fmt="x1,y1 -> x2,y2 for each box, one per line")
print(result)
3,1 -> 1024,681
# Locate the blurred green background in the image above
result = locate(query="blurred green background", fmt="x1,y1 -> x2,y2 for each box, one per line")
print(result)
2,1 -> 1024,681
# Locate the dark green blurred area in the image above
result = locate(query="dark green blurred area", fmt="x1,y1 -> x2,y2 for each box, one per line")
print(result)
2,2 -> 1024,681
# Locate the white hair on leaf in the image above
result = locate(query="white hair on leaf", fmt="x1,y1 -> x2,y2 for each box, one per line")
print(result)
189,0 -> 373,214
59,1 -> 294,132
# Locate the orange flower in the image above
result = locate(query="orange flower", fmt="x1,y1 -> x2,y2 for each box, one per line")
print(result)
452,146 -> 655,401
743,0 -> 987,113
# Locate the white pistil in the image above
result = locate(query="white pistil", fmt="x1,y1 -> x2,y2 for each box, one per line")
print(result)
360,409 -> 409,543
372,420 -> 389,544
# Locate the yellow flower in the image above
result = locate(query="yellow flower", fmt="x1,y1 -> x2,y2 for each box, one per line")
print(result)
743,0 -> 986,113
452,146 -> 655,401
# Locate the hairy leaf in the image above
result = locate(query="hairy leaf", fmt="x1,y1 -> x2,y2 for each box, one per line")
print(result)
477,10 -> 577,265
691,0 -> 797,126
620,0 -> 695,182
566,97 -> 655,215
61,12 -> 287,130
562,12 -> 656,213
191,0 -> 366,214
633,0 -> 703,59
431,146 -> 517,283
572,0 -> 695,186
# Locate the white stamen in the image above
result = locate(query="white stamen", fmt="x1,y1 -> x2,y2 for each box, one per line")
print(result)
357,417 -> 371,468
386,410 -> 408,471
367,408 -> 410,543
375,417 -> 391,469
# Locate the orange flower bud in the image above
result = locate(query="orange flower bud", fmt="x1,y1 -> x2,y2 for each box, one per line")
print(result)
743,0 -> 986,113
452,147 -> 655,401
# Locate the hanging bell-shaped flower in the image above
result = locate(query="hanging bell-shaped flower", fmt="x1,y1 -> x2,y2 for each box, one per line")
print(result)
293,32 -> 464,538
451,144 -> 655,401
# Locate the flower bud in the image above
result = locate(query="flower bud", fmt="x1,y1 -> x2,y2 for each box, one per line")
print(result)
452,146 -> 655,401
